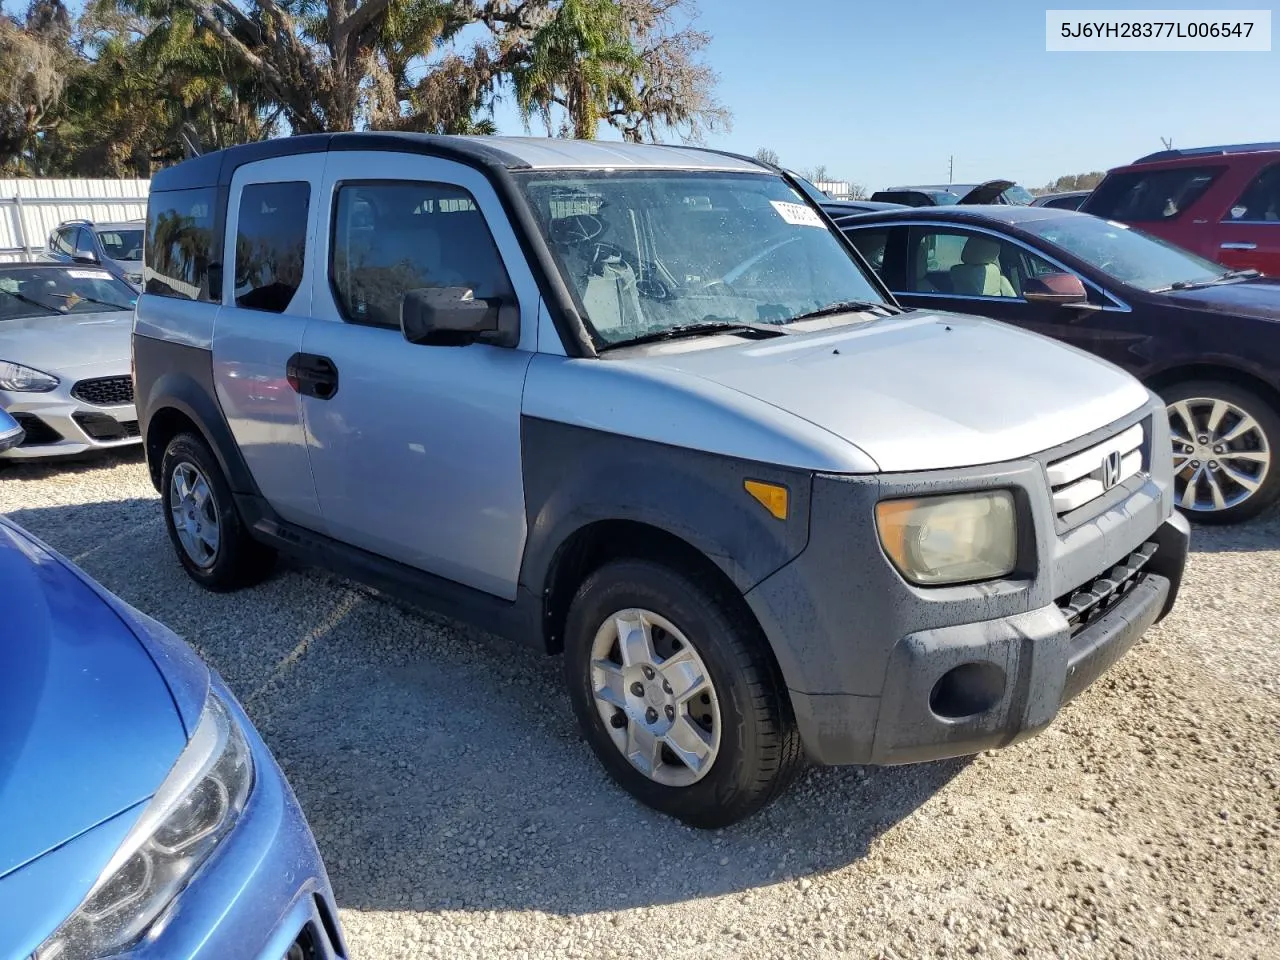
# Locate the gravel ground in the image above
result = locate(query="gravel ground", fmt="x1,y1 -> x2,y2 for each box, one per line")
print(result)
3,449 -> 1278,960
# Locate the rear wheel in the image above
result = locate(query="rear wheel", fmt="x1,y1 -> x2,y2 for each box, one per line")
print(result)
563,559 -> 804,828
1162,380 -> 1280,524
160,432 -> 276,590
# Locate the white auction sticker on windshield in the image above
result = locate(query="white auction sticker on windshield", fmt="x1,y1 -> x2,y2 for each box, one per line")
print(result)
67,270 -> 112,279
770,200 -> 825,227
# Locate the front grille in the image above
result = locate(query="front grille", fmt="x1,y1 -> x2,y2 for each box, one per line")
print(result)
73,411 -> 139,442
10,412 -> 62,446
1047,422 -> 1145,516
70,375 -> 134,406
1057,542 -> 1158,637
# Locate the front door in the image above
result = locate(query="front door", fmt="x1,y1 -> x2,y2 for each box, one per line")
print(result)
877,223 -> 1127,363
211,154 -> 325,526
299,152 -> 538,600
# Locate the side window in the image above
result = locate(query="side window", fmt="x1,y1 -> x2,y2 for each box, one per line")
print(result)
73,228 -> 95,259
1225,164 -> 1280,222
50,227 -> 74,256
234,181 -> 311,313
846,228 -> 889,275
904,228 -> 1056,298
145,188 -> 217,301
330,181 -> 512,329
1086,166 -> 1222,222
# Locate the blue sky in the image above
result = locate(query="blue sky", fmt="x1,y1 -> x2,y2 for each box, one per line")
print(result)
493,0 -> 1279,191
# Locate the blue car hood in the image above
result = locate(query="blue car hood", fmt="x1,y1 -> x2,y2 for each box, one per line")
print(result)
0,522 -> 186,880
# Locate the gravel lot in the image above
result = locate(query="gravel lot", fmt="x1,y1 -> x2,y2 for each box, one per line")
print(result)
3,449 -> 1277,960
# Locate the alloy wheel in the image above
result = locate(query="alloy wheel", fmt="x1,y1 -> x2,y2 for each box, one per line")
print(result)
589,608 -> 721,787
169,461 -> 221,568
1167,396 -> 1272,513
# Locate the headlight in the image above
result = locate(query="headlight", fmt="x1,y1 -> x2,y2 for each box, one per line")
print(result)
0,360 -> 59,392
33,693 -> 253,960
876,491 -> 1017,586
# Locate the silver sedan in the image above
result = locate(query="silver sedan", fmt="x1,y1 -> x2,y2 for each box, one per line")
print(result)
0,263 -> 141,460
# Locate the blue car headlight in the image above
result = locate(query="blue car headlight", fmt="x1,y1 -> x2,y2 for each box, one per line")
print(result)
33,693 -> 253,960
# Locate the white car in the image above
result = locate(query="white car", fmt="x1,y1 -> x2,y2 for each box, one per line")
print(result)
0,262 -> 140,459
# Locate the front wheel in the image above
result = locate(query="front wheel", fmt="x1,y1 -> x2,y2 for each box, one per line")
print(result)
563,559 -> 804,828
1163,380 -> 1280,524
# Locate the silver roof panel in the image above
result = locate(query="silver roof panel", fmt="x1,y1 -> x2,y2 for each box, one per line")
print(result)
453,136 -> 766,172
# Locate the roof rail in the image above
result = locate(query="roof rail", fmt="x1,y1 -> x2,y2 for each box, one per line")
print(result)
1133,141 -> 1280,163
60,218 -> 94,227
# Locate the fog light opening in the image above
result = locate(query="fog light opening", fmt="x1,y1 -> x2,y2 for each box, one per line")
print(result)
930,662 -> 1007,720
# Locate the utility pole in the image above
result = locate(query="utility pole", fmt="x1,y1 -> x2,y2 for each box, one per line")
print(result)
948,155 -> 954,184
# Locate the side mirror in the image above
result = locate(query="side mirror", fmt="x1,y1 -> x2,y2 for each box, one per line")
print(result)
73,251 -> 99,265
0,410 -> 24,454
1023,272 -> 1089,305
400,287 -> 511,346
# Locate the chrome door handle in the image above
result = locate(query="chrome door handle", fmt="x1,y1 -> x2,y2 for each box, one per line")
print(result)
1220,242 -> 1257,250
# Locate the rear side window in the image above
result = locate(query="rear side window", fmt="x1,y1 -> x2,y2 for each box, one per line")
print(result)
1085,166 -> 1221,222
1225,164 -> 1280,222
145,188 -> 217,301
234,181 -> 311,313
330,181 -> 512,329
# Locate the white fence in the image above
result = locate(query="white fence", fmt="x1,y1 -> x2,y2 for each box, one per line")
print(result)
0,179 -> 150,260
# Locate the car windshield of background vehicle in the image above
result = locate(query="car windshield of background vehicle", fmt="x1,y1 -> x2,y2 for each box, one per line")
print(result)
1002,185 -> 1036,205
930,192 -> 961,205
1086,166 -> 1221,221
0,266 -> 136,320
517,171 -> 886,348
97,229 -> 144,261
1023,215 -> 1225,291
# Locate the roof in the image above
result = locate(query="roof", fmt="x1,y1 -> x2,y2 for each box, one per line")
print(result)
151,133 -> 766,191
1131,141 -> 1280,164
840,204 -> 1073,227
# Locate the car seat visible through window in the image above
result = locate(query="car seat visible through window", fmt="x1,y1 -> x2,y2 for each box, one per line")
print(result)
950,236 -> 1015,297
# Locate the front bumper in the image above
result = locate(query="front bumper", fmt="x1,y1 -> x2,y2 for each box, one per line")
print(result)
745,398 -> 1190,767
121,679 -> 346,960
0,390 -> 140,460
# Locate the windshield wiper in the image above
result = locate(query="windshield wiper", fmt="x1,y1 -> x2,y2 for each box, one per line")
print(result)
51,293 -> 132,311
1166,268 -> 1261,291
599,320 -> 792,351
787,299 -> 902,322
0,288 -> 62,316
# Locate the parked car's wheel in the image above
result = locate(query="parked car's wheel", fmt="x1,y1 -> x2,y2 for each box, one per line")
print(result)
563,559 -> 804,828
1162,380 -> 1280,524
160,432 -> 275,590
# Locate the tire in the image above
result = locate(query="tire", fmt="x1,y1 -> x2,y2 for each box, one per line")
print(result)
563,559 -> 804,828
1161,380 -> 1280,525
160,432 -> 276,590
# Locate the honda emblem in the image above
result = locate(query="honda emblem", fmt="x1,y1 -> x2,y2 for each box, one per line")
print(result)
1101,450 -> 1122,490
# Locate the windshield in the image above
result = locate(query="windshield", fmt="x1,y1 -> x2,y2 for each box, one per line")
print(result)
929,191 -> 961,205
1001,185 -> 1035,206
0,266 -> 137,320
517,170 -> 886,348
1022,215 -> 1225,291
96,228 -> 144,261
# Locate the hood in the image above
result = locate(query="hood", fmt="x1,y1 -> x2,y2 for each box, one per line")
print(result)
0,519 -> 185,880
1162,277 -> 1280,321
632,310 -> 1151,472
959,179 -> 1015,204
0,309 -> 134,377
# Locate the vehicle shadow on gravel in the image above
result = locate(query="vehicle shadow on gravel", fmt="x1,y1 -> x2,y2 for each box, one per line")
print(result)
1187,505 -> 1280,553
10,496 -> 970,916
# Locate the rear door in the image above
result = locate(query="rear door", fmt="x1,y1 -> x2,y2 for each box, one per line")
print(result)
1216,160 -> 1280,275
298,151 -> 538,600
210,154 -> 325,526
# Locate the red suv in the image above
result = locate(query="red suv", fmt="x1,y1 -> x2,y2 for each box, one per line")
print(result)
1082,142 -> 1280,276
